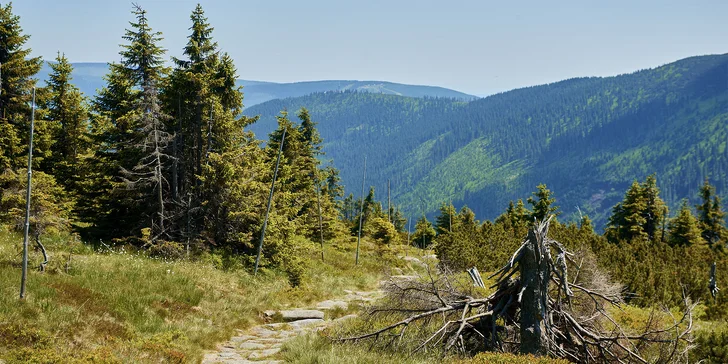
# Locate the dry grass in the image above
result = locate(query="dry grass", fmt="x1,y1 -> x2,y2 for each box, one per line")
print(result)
0,229 -> 405,363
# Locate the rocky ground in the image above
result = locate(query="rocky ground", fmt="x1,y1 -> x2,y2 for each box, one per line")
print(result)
201,290 -> 382,363
202,254 -> 436,363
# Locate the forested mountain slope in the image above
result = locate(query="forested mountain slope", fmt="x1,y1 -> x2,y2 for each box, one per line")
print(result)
37,63 -> 476,106
245,54 -> 728,228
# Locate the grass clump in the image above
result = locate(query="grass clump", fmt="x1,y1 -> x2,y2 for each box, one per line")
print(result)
0,229 -> 402,363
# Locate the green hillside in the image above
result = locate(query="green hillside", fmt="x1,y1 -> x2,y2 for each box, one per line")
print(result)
245,54 -> 728,228
37,63 -> 476,106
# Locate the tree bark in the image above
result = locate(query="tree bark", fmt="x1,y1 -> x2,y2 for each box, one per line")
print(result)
519,227 -> 550,356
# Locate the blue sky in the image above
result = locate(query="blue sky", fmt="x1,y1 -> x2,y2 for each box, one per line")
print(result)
12,0 -> 728,96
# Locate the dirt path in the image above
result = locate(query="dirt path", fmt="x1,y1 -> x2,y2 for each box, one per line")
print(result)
201,254 -> 435,363
201,290 -> 383,363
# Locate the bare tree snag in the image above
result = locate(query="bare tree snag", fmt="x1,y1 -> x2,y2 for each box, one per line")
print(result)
355,156 -> 366,265
20,87 -> 36,299
467,267 -> 485,288
316,183 -> 325,262
709,262 -> 719,299
34,232 -> 48,272
254,127 -> 286,276
520,225 -> 550,355
339,217 -> 695,363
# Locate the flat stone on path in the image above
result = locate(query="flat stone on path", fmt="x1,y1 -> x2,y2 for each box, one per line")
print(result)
316,300 -> 348,310
289,318 -> 325,328
279,309 -> 325,321
230,335 -> 257,342
239,342 -> 267,350
248,348 -> 281,360
203,277 -> 395,363
250,326 -> 278,338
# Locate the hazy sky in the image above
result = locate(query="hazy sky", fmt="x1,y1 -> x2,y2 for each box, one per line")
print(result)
12,0 -> 728,96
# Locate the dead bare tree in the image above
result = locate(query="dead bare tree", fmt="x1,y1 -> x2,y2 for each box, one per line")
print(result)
709,262 -> 719,299
121,81 -> 174,240
339,217 -> 695,363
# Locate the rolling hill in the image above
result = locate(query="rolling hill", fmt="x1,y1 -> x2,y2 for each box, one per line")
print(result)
36,62 -> 477,106
244,54 -> 728,229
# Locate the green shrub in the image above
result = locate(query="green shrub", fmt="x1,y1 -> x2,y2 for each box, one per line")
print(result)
691,328 -> 728,364
460,352 -> 570,364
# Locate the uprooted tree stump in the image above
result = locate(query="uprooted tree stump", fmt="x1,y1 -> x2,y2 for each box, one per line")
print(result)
339,217 -> 694,363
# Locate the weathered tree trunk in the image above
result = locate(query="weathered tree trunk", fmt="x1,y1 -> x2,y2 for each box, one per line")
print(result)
254,127 -> 286,276
20,88 -> 36,299
154,126 -> 165,234
355,156 -> 366,265
316,184 -> 325,262
519,226 -> 550,356
172,95 -> 181,200
195,95 -> 203,187
35,232 -> 48,272
387,179 -> 391,225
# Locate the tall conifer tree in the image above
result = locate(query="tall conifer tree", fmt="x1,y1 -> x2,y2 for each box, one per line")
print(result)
43,53 -> 90,197
696,179 -> 727,247
0,3 -> 43,170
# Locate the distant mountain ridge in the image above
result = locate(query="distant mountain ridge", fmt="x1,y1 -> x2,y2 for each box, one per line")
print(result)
36,62 -> 477,106
245,54 -> 728,229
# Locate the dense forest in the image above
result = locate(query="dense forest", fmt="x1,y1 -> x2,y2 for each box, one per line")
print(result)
247,54 -> 728,229
1,2 -> 727,362
0,3 -> 346,283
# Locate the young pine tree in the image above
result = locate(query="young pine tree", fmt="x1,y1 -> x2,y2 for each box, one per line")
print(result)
607,176 -> 668,243
696,179 -> 727,247
607,181 -> 648,242
641,174 -> 667,241
527,184 -> 560,221
411,216 -> 436,248
435,202 -> 457,236
668,200 -> 705,247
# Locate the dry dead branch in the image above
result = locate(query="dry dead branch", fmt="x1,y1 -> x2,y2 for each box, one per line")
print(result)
339,218 -> 694,363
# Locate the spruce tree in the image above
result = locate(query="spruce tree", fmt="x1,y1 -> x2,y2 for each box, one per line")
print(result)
169,3 -> 220,197
527,184 -> 559,221
117,5 -> 171,239
668,200 -> 704,247
322,166 -> 344,201
84,5 -> 170,240
392,207 -> 407,232
696,179 -> 727,247
411,215 -> 436,248
607,181 -> 648,242
43,53 -> 90,197
607,176 -> 668,243
641,174 -> 667,241
435,202 -> 457,235
499,198 -> 530,230
0,3 -> 43,170
81,64 -> 138,237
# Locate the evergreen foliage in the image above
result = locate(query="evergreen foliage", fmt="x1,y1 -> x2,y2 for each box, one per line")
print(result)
0,3 -> 43,171
527,184 -> 559,221
668,199 -> 705,247
0,4 -> 346,286
411,216 -> 436,248
697,179 -> 728,248
247,54 -> 728,228
607,175 -> 668,243
43,53 -> 91,200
